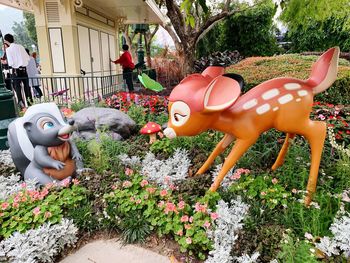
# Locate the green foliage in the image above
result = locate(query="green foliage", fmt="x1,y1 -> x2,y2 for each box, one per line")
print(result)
80,131 -> 129,174
0,184 -> 87,238
277,232 -> 318,263
229,173 -> 292,209
120,211 -> 152,244
11,21 -> 35,50
197,0 -> 280,57
23,12 -> 37,44
285,17 -> 350,53
280,0 -> 350,32
104,173 -> 220,258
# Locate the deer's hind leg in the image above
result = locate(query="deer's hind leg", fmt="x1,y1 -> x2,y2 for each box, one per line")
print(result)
300,121 -> 327,206
272,133 -> 296,170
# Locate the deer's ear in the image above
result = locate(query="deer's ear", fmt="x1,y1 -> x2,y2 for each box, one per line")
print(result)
203,76 -> 241,112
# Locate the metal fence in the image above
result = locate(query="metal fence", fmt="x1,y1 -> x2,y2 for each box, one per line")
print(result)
7,69 -> 156,105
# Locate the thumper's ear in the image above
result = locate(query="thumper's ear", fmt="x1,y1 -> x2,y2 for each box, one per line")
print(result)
203,76 -> 241,112
23,122 -> 32,132
201,66 -> 225,79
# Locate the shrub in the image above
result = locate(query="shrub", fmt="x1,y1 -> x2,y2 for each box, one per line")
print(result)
0,218 -> 77,263
104,173 -> 221,259
0,181 -> 86,238
228,55 -> 350,104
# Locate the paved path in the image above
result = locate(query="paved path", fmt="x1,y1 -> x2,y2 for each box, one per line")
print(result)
60,239 -> 170,263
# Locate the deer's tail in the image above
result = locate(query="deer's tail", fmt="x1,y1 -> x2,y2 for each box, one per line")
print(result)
306,47 -> 340,95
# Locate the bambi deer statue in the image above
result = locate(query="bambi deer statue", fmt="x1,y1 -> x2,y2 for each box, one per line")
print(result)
164,47 -> 340,206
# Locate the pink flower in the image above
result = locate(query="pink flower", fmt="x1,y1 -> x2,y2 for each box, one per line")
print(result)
33,207 -> 41,216
177,229 -> 183,236
122,181 -> 132,188
169,184 -> 177,191
210,212 -> 219,220
136,199 -> 142,204
140,179 -> 149,187
146,187 -> 156,194
21,196 -> 27,202
233,173 -> 241,180
13,202 -> 19,208
164,202 -> 177,214
194,202 -> 207,213
292,188 -> 297,194
61,178 -> 70,187
125,168 -> 134,176
158,201 -> 165,208
72,179 -> 80,185
112,185 -> 118,190
189,216 -> 193,223
178,201 -> 185,210
185,224 -> 192,230
20,182 -> 27,188
160,189 -> 168,197
44,211 -> 52,218
1,202 -> 9,210
158,132 -> 164,138
181,215 -> 189,222
14,196 -> 20,203
318,114 -> 326,120
186,237 -> 192,244
130,197 -> 135,202
203,221 -> 211,228
261,191 -> 267,196
272,178 -> 278,184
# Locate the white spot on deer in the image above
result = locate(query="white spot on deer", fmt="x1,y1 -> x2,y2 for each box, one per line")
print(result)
278,94 -> 294,105
284,83 -> 301,90
243,99 -> 258,110
262,89 -> 279,100
298,90 -> 308,97
256,103 -> 271,115
296,98 -> 302,102
273,107 -> 279,111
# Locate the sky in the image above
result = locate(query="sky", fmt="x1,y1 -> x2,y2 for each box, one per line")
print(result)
0,4 -> 23,36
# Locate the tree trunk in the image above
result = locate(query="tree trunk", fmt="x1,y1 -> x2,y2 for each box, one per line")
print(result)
145,42 -> 152,68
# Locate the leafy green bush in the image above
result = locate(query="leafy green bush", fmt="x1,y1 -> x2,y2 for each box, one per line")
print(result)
277,232 -> 318,263
0,183 -> 86,238
104,173 -> 220,259
228,55 -> 350,104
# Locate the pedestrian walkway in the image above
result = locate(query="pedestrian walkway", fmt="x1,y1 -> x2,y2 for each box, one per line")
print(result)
60,239 -> 170,263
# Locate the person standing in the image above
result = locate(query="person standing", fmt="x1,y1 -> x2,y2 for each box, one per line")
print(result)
25,48 -> 43,98
110,44 -> 135,91
4,33 -> 32,108
0,43 -> 12,91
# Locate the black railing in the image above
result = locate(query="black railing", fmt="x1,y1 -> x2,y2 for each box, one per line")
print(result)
6,69 -> 156,105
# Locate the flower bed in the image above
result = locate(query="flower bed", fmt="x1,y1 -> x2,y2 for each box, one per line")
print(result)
1,54 -> 350,262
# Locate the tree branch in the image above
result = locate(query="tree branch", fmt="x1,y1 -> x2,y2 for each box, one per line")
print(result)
194,2 -> 261,45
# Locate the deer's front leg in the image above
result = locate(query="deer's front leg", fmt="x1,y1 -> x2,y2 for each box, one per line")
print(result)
210,138 -> 257,191
196,134 -> 234,176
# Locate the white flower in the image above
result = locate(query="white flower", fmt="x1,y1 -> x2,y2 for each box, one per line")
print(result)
205,198 -> 249,263
304,232 -> 313,240
235,252 -> 260,263
0,218 -> 78,262
316,212 -> 350,257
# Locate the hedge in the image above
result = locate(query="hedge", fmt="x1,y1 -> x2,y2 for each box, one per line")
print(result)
227,54 -> 350,105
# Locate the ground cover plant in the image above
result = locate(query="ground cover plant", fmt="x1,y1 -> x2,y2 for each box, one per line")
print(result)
0,54 -> 349,262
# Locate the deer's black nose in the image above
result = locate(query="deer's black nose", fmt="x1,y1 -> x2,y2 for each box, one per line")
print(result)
68,120 -> 75,126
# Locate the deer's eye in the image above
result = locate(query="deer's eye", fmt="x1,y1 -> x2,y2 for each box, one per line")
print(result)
171,101 -> 190,127
174,113 -> 186,122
